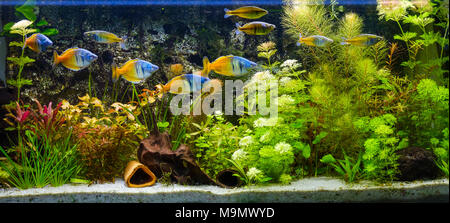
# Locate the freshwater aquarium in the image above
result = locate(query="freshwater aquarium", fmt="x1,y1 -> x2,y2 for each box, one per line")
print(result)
0,0 -> 448,207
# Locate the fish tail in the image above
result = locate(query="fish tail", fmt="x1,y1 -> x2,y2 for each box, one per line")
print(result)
120,36 -> 128,50
52,51 -> 60,67
224,8 -> 232,18
112,62 -> 120,82
204,79 -> 223,95
235,23 -> 242,35
201,56 -> 210,77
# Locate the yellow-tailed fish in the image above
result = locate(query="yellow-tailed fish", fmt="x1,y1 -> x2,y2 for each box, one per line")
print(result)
224,6 -> 268,19
112,59 -> 159,84
235,22 -> 275,35
53,48 -> 98,71
84,30 -> 127,49
341,34 -> 383,47
297,33 -> 333,47
24,33 -> 53,53
202,55 -> 257,77
161,73 -> 222,95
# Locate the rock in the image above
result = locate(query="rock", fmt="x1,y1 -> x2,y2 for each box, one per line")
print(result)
396,147 -> 440,181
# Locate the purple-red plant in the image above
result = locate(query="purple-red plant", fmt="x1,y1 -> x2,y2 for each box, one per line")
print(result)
30,99 -> 65,140
4,102 -> 30,128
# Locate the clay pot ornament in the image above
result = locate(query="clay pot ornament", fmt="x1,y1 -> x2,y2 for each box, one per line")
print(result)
124,160 -> 157,188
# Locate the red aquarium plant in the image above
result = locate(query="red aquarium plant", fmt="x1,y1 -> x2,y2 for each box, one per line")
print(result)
30,99 -> 66,141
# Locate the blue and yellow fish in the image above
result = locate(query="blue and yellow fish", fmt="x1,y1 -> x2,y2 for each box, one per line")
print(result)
53,48 -> 98,71
202,55 -> 257,77
235,22 -> 275,35
24,33 -> 53,53
160,73 -> 222,95
341,34 -> 383,47
297,33 -> 333,47
84,30 -> 127,49
224,6 -> 268,19
112,59 -> 159,84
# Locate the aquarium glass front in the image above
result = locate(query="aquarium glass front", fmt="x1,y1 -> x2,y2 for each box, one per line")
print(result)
0,0 -> 448,191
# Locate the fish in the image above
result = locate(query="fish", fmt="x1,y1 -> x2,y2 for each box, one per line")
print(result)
24,33 -> 53,53
112,59 -> 159,84
160,73 -> 222,95
161,73 -> 210,94
297,33 -> 333,47
235,22 -> 275,35
202,55 -> 257,77
53,48 -> 98,71
341,34 -> 383,47
170,64 -> 184,76
84,30 -> 127,49
224,6 -> 268,19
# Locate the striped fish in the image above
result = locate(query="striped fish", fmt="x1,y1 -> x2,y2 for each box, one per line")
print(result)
53,48 -> 98,71
341,34 -> 383,47
162,73 -> 211,94
112,59 -> 159,84
224,6 -> 268,19
84,30 -> 127,49
24,33 -> 53,53
202,55 -> 257,77
297,34 -> 333,47
235,22 -> 275,35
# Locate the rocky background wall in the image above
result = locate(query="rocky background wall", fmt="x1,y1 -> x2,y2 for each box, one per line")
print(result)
1,5 -> 288,105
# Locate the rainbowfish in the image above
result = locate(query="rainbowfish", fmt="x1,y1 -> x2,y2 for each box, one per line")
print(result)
84,30 -> 127,49
224,6 -> 268,19
112,59 -> 159,84
202,55 -> 257,77
235,22 -> 275,35
24,33 -> 53,53
53,48 -> 98,71
341,34 -> 383,47
297,33 -> 333,47
160,73 -> 222,95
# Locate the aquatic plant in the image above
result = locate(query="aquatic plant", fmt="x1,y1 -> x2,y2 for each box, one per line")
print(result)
59,94 -> 147,182
320,151 -> 362,183
354,114 -> 409,181
377,0 -> 449,82
257,41 -> 280,73
430,128 -> 449,177
0,129 -> 80,189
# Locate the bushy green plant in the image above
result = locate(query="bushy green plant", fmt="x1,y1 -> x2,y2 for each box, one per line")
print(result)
403,78 -> 449,148
354,114 -> 409,181
429,128 -> 449,177
0,129 -> 80,189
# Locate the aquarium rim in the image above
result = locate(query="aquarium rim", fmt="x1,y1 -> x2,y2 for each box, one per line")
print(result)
0,0 -> 379,6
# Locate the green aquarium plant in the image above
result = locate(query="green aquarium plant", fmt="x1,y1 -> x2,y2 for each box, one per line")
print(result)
354,114 -> 409,181
377,0 -> 449,82
0,129 -> 80,189
320,151 -> 362,183
429,128 -> 449,177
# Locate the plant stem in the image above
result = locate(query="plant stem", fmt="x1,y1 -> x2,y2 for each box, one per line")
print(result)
17,34 -> 26,101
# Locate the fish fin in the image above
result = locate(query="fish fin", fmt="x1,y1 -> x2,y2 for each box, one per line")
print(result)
119,36 -> 128,50
299,33 -> 302,40
112,62 -> 120,82
296,42 -> 301,46
52,51 -> 60,67
224,8 -> 232,18
235,23 -> 242,35
201,56 -> 210,77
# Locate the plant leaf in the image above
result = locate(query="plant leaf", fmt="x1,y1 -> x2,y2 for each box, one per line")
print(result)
36,19 -> 48,27
40,28 -> 58,36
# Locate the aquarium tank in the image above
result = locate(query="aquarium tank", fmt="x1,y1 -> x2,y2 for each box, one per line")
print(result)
0,0 -> 448,193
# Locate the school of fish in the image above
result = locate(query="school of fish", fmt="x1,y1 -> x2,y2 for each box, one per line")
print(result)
22,5 -> 384,95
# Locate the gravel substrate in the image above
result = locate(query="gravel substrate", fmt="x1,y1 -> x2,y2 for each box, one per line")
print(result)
0,177 -> 448,203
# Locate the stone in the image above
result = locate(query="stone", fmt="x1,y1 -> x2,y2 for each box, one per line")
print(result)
396,146 -> 440,181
